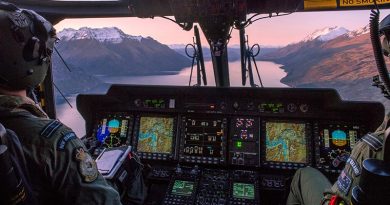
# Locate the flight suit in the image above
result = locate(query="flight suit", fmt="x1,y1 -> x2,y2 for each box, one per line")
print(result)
0,95 -> 122,205
287,114 -> 387,205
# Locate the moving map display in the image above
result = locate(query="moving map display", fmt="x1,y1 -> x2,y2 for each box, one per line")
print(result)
233,183 -> 255,199
95,113 -> 131,147
264,121 -> 307,164
171,180 -> 194,196
137,116 -> 174,154
317,123 -> 362,171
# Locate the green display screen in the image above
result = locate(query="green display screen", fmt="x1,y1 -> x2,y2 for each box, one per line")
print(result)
233,183 -> 255,199
171,180 -> 194,196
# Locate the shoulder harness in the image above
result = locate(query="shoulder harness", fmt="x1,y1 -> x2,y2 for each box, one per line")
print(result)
362,133 -> 383,151
40,120 -> 62,139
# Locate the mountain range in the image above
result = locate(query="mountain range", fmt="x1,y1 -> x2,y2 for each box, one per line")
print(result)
260,25 -> 390,109
52,27 -> 191,97
56,27 -> 191,76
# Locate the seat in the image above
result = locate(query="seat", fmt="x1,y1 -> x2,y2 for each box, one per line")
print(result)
0,123 -> 36,205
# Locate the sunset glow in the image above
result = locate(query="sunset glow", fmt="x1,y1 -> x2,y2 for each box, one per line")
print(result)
55,10 -> 390,46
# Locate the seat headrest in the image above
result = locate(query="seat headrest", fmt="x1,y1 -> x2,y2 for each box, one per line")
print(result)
0,123 -> 6,140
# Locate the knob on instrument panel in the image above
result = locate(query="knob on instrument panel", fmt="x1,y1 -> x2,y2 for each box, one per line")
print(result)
300,104 -> 309,112
233,102 -> 240,110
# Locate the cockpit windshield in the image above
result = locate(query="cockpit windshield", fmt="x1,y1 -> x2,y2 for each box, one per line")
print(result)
52,9 -> 390,136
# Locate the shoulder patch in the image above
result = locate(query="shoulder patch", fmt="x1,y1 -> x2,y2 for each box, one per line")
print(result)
347,157 -> 361,177
40,120 -> 62,138
57,132 -> 77,151
73,147 -> 98,183
362,133 -> 383,151
337,170 -> 353,195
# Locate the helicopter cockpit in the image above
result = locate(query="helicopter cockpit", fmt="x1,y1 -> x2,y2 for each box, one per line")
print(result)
5,0 -> 390,204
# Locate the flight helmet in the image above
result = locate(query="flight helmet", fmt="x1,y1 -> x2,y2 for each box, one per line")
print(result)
380,14 -> 390,56
0,2 -> 57,90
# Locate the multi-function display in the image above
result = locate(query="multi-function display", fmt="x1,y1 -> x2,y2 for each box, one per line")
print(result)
94,113 -> 132,148
171,180 -> 195,196
262,120 -> 311,169
180,117 -> 227,164
133,115 -> 176,160
317,123 -> 363,172
229,117 -> 260,166
233,183 -> 255,199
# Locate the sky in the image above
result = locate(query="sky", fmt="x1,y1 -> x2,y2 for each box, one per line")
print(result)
54,10 -> 390,47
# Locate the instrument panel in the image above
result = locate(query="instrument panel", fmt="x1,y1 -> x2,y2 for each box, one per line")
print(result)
79,85 -> 384,204
80,85 -> 384,173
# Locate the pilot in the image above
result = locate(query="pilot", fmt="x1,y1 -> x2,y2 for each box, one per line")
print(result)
286,12 -> 390,205
0,2 -> 135,205
287,113 -> 387,205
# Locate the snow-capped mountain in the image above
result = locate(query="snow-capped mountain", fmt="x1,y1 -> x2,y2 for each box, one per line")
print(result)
302,26 -> 349,42
347,25 -> 370,38
54,27 -> 191,77
168,44 -> 188,49
260,23 -> 390,108
58,27 -> 147,43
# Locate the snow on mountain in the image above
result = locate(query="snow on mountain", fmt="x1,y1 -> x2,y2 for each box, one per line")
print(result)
303,26 -> 349,42
347,25 -> 370,38
57,27 -> 147,43
168,44 -> 188,49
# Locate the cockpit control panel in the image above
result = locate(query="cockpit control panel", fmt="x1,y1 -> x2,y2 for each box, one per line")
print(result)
79,85 -> 384,204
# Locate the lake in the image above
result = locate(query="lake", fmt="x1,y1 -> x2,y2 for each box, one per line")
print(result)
56,60 -> 287,137
96,60 -> 287,87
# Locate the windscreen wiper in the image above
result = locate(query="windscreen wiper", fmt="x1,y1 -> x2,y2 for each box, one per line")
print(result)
239,27 -> 263,87
186,25 -> 207,86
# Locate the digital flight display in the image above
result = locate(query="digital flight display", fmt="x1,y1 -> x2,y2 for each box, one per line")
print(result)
258,103 -> 284,113
181,117 -> 226,164
172,180 -> 194,196
233,183 -> 255,199
317,123 -> 362,171
143,99 -> 166,108
229,117 -> 260,166
264,121 -> 308,165
95,113 -> 132,148
136,116 -> 174,154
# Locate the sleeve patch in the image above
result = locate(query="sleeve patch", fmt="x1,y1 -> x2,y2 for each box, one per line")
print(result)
337,170 -> 352,195
73,147 -> 98,183
40,120 -> 62,138
57,132 -> 77,151
347,157 -> 361,177
362,133 -> 383,151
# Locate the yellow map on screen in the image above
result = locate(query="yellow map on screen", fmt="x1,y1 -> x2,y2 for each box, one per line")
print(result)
137,117 -> 174,153
265,122 -> 307,163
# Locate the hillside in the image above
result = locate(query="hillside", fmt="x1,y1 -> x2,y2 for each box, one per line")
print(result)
52,27 -> 192,96
56,27 -> 191,76
261,25 -> 390,108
